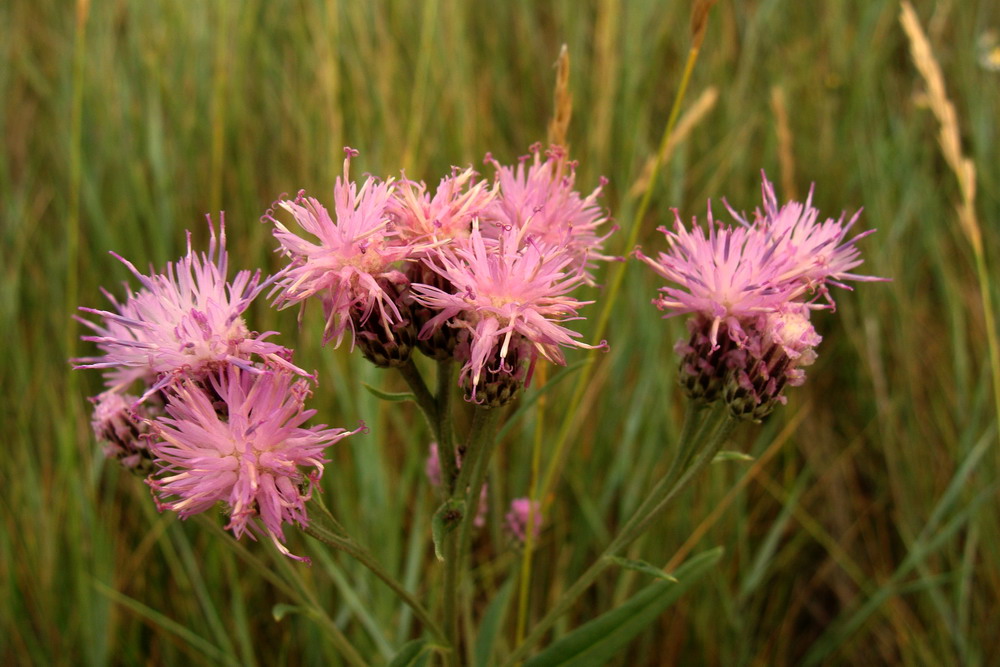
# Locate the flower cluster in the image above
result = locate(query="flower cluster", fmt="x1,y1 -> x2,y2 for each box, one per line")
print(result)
636,175 -> 880,420
75,218 -> 360,559
267,145 -> 614,405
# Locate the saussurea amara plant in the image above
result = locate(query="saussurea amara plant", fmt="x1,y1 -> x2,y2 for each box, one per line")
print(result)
73,134 -> 880,662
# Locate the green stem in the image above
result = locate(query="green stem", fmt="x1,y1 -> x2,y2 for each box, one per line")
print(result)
536,41 -> 707,514
443,405 -> 502,666
398,358 -> 440,441
457,409 -> 502,564
503,403 -> 735,665
304,501 -> 448,645
436,359 -> 458,493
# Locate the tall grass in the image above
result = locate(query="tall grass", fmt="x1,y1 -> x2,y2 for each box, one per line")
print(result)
2,0 -> 998,664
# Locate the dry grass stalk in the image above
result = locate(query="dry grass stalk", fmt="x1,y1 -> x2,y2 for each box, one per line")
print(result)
690,0 -> 718,50
547,44 -> 573,149
627,86 -> 718,199
770,85 -> 797,201
900,0 -> 1000,448
898,1 -> 979,253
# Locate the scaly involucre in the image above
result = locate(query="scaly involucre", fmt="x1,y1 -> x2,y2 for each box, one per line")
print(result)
268,148 -> 413,347
74,218 -> 302,403
485,144 -> 616,283
146,366 -> 362,561
411,223 -> 603,401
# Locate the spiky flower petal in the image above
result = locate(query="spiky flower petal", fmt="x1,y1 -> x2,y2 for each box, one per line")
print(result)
485,144 -> 616,282
268,148 -> 413,348
411,223 -> 604,403
637,174 -> 881,418
74,218 -> 302,403
146,366 -> 362,561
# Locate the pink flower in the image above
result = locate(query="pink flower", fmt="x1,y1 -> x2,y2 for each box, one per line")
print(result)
268,148 -> 413,348
74,218 -> 303,403
146,366 -> 363,561
485,144 -> 616,282
753,176 -> 878,292
505,497 -> 542,543
389,167 -> 497,249
411,223 -> 605,403
637,174 -> 881,418
635,206 -> 806,350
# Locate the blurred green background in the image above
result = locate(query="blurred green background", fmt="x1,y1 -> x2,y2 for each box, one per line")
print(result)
3,0 -> 999,664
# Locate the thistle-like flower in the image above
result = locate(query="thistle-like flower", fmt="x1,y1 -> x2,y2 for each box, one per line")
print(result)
74,218 -> 303,403
389,166 -> 496,248
485,144 -> 616,282
637,175 -> 879,419
268,148 -> 415,354
411,223 -> 605,405
146,366 -> 363,561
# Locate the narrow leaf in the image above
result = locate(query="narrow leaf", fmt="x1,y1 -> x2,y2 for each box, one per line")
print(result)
362,382 -> 416,403
712,450 -> 754,463
431,499 -> 466,561
524,547 -> 723,667
389,638 -> 432,667
604,556 -> 678,582
272,603 -> 305,622
475,578 -> 516,667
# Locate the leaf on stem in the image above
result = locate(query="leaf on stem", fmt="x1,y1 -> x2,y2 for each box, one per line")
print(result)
523,547 -> 723,667
362,382 -> 417,403
711,450 -> 755,464
272,603 -> 306,622
431,498 -> 466,561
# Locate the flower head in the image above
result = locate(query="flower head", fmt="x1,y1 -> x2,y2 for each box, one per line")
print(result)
389,166 -> 497,249
146,366 -> 363,561
635,205 -> 806,350
637,174 -> 881,419
411,223 -> 604,404
74,218 -> 302,403
736,175 -> 880,295
268,148 -> 413,348
485,144 -> 616,282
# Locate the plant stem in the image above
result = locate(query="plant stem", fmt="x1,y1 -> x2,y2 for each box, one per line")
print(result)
443,405 -> 502,665
503,403 -> 735,665
514,363 -> 549,647
436,359 -> 458,493
398,358 -> 440,441
304,501 -> 448,645
536,39 -> 708,514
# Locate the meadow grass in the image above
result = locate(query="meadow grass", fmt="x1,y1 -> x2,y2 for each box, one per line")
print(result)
2,0 -> 999,664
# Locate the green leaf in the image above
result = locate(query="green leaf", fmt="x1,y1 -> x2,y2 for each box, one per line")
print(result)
388,638 -> 432,667
431,498 -> 466,561
94,581 -> 239,666
603,556 -> 678,583
362,382 -> 416,403
474,577 -> 516,667
524,548 -> 723,667
271,603 -> 305,622
712,450 -> 754,463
